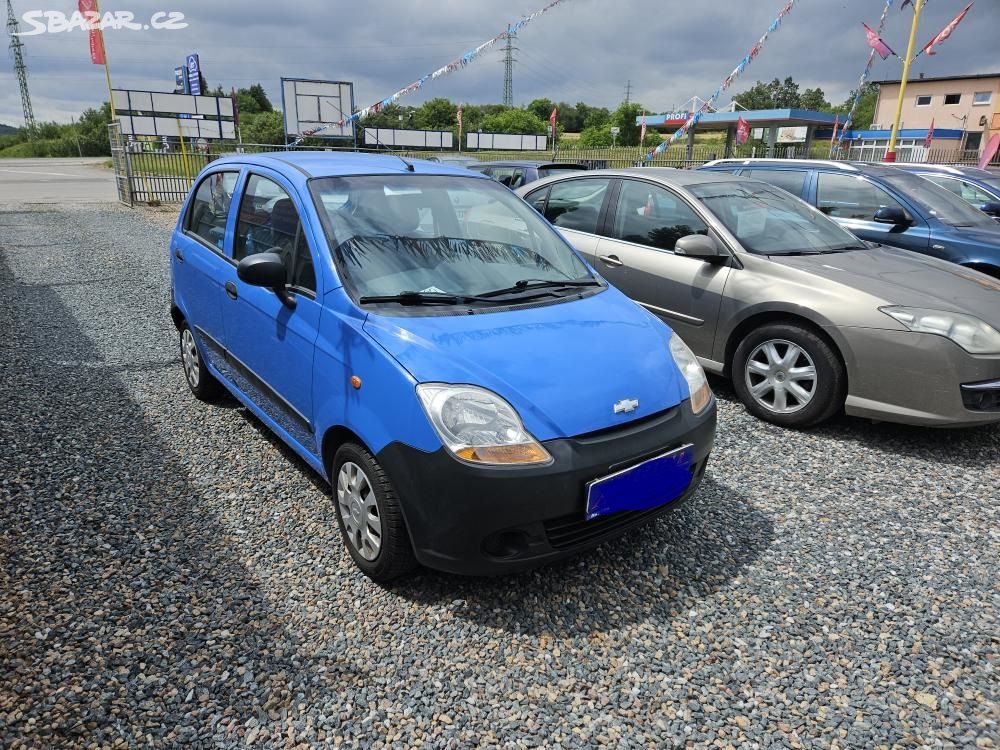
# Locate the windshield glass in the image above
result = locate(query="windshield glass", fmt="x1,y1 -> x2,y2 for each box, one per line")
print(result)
882,173 -> 996,228
689,181 -> 865,255
310,175 -> 595,301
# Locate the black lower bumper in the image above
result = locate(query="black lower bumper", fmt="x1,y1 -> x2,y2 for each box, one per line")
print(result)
376,399 -> 717,575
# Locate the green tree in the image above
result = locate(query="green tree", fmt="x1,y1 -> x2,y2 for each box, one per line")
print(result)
733,77 -> 803,110
836,82 -> 879,129
241,110 -> 284,145
415,98 -> 457,130
479,109 -> 548,135
246,83 -> 273,113
612,102 -> 648,146
578,124 -> 614,147
800,87 -> 830,111
526,98 -> 555,123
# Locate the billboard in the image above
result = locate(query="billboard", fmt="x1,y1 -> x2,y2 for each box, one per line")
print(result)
466,133 -> 548,150
363,128 -> 453,149
113,89 -> 236,139
281,78 -> 355,141
186,53 -> 202,95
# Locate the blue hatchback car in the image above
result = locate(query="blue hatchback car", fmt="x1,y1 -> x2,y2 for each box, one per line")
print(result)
699,159 -> 1000,278
170,152 -> 716,580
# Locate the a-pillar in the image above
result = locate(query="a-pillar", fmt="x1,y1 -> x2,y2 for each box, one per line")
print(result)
766,124 -> 778,157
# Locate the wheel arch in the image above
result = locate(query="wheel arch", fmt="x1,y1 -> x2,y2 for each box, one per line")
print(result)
320,425 -> 369,479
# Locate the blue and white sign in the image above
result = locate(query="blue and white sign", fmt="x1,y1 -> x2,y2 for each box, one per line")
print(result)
174,66 -> 186,94
186,53 -> 201,96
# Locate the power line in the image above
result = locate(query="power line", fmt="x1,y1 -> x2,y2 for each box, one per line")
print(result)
6,0 -> 35,133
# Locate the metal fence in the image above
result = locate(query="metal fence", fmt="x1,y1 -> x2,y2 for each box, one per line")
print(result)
107,125 -> 1000,206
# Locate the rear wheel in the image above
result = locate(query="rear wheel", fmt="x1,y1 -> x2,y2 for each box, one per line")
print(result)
180,323 -> 223,401
732,323 -> 845,428
332,443 -> 417,581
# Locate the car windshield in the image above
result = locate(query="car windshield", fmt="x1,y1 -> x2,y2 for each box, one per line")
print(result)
882,172 -> 997,228
310,174 -> 596,302
689,181 -> 865,255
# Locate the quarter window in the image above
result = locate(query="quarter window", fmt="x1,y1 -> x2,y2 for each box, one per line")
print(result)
944,93 -> 961,105
543,178 -> 610,234
524,186 -> 550,214
185,171 -> 238,250
489,167 -> 528,189
743,169 -> 806,197
816,173 -> 906,220
915,95 -> 932,106
234,175 -> 316,293
611,180 -> 708,252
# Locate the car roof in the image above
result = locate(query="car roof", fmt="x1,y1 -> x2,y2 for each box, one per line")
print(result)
895,163 -> 996,178
209,151 -> 491,181
476,160 -> 586,168
701,158 -> 903,176
520,167 -> 751,192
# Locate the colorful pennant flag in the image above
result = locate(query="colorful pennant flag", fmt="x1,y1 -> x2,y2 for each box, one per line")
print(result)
78,0 -> 106,65
549,107 -> 558,141
735,116 -> 750,146
863,22 -> 896,60
639,111 -> 647,145
921,2 -> 973,56
829,115 -> 839,148
924,118 -> 935,149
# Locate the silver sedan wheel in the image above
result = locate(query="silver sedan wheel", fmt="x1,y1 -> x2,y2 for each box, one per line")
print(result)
744,339 -> 817,414
336,461 -> 382,561
181,328 -> 200,389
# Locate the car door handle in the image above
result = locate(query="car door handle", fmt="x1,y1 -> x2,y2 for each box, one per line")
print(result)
598,254 -> 624,267
225,281 -> 238,300
173,248 -> 184,262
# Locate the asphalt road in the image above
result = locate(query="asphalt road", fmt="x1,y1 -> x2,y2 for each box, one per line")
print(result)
0,157 -> 118,205
1,197 -> 998,748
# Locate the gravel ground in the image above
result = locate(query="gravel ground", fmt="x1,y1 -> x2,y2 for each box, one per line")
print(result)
1,201 -> 998,749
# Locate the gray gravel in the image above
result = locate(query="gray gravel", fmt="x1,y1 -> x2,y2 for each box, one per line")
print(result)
1,201 -> 998,749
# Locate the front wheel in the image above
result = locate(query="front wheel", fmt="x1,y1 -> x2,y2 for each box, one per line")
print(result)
180,323 -> 223,401
732,323 -> 845,428
332,443 -> 417,582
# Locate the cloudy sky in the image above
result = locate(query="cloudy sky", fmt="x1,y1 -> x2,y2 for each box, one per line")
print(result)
3,0 -> 999,126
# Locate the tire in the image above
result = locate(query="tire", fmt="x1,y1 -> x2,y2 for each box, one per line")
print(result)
332,443 -> 417,582
732,322 -> 845,428
180,323 -> 224,402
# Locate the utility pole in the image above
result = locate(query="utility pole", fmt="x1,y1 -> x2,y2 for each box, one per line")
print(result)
884,0 -> 923,162
502,27 -> 517,108
624,80 -> 633,105
6,0 -> 36,135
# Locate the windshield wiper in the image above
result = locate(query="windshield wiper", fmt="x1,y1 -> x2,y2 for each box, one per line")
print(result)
358,291 -> 502,306
478,278 -> 602,299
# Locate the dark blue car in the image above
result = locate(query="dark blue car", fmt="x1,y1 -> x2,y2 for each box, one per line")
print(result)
699,159 -> 1000,278
170,152 -> 716,580
895,164 -> 1000,220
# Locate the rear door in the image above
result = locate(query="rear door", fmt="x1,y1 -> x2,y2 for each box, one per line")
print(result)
593,178 -> 731,357
171,169 -> 240,369
522,176 -> 614,263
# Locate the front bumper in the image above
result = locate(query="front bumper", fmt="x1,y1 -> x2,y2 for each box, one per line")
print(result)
376,399 -> 717,575
838,327 -> 1000,427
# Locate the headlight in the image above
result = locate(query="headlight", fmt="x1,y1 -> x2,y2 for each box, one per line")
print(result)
880,306 -> 1000,354
416,383 -> 552,465
669,334 -> 712,414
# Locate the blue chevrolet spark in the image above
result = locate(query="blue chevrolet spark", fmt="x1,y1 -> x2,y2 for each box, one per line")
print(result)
170,152 -> 716,580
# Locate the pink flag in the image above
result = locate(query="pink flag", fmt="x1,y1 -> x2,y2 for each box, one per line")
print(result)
735,116 -> 750,146
863,22 -> 895,61
922,2 -> 973,55
830,115 -> 839,146
639,111 -> 647,145
549,107 -> 558,140
924,118 -> 934,149
78,0 -> 106,65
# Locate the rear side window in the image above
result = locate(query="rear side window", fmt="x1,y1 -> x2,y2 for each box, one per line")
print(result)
611,180 -> 708,252
524,187 -> 550,214
234,175 -> 316,293
816,173 -> 906,220
544,178 -> 609,234
490,167 -> 528,189
185,171 -> 238,250
744,169 -> 806,197
925,176 -> 994,205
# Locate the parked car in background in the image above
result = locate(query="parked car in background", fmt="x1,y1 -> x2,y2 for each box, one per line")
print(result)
895,164 -> 1000,220
699,159 -> 1000,278
518,169 -> 1000,429
424,155 -> 481,169
171,153 -> 716,580
471,160 -> 587,189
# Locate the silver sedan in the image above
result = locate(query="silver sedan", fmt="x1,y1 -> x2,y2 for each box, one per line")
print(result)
517,169 -> 1000,428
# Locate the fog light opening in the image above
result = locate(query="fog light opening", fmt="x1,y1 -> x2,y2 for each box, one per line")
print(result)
482,530 -> 529,559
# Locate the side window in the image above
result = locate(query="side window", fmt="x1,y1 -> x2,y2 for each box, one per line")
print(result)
490,168 -> 526,189
816,173 -> 906,220
185,171 -> 238,250
930,178 -> 993,205
611,180 -> 708,252
744,169 -> 806,197
524,187 -> 550,215
544,178 -> 610,234
234,175 -> 316,293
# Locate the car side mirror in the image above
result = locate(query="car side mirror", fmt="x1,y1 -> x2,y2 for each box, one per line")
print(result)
675,234 -> 727,263
236,252 -> 296,307
979,201 -> 1000,217
873,206 -> 911,225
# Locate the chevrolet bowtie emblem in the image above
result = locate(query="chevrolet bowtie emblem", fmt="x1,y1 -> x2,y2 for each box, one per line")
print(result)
613,398 -> 639,414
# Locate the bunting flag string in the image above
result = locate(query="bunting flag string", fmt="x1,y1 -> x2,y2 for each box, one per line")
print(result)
833,0 -> 894,156
647,0 -> 797,160
291,0 -> 572,145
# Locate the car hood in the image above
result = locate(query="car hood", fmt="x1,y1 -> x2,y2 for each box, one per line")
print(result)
362,288 -> 689,441
767,245 -> 1000,324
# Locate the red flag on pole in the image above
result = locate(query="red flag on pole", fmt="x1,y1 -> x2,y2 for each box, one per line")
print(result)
924,118 -> 935,149
922,2 -> 974,56
549,107 -> 558,141
863,22 -> 895,60
639,111 -> 647,145
735,116 -> 750,146
78,0 -> 106,65
830,115 -> 839,146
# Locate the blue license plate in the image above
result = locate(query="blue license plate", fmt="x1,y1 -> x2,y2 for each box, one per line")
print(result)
585,444 -> 695,521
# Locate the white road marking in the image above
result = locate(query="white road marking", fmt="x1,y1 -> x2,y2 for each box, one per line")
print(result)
0,168 -> 76,177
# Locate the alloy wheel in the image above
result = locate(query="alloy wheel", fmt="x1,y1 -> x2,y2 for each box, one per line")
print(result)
181,328 -> 200,389
744,339 -> 817,414
336,461 -> 382,561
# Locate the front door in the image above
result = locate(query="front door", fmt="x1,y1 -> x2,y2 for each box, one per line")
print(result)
594,178 -> 731,357
218,170 -> 324,453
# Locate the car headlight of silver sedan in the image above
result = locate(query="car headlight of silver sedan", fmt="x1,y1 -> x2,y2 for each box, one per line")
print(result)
880,306 -> 1000,355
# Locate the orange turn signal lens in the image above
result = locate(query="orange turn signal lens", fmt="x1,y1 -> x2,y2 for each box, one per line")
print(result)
454,443 -> 551,465
690,381 -> 713,414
